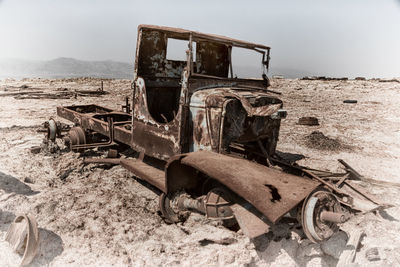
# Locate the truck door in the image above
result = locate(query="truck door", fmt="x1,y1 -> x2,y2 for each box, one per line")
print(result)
130,28 -> 189,160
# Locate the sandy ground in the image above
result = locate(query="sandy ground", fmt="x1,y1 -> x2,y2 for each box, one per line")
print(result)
0,77 -> 399,266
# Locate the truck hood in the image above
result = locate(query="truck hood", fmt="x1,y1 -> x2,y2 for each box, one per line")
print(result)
190,87 -> 283,117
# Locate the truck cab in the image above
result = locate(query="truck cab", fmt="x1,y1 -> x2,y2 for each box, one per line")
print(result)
131,25 -> 286,161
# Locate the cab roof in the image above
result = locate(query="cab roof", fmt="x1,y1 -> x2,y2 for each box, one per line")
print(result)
138,24 -> 270,51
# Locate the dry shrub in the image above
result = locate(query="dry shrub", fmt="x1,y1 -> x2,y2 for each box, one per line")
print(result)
304,131 -> 351,151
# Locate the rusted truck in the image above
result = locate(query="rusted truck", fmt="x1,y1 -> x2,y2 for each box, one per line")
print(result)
46,25 -> 384,243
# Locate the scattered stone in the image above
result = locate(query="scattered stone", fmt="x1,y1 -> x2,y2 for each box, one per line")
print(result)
321,231 -> 348,259
298,240 -> 324,258
298,117 -> 319,126
219,253 -> 235,264
365,247 -> 380,261
355,77 -> 366,81
24,177 -> 34,184
304,243 -> 324,257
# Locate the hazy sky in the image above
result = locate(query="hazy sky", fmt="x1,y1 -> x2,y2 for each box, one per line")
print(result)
0,0 -> 399,77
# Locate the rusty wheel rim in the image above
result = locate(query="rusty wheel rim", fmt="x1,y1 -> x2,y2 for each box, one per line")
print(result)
301,188 -> 340,243
68,127 -> 86,151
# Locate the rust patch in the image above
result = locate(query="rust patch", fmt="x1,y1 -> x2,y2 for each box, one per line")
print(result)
194,112 -> 204,143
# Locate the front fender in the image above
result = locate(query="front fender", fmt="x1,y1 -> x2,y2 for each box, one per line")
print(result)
165,151 -> 320,224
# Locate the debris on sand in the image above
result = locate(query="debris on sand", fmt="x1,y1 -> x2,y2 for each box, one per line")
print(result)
298,117 -> 319,126
301,76 -> 348,81
377,78 -> 400,83
365,247 -> 380,262
304,131 -> 350,151
5,213 -> 40,267
0,91 -> 44,97
343,100 -> 358,104
355,77 -> 366,81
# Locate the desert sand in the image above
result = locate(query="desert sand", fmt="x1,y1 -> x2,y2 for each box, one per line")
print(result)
0,77 -> 399,266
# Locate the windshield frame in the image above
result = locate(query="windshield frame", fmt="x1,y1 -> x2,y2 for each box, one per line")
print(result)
187,33 -> 270,80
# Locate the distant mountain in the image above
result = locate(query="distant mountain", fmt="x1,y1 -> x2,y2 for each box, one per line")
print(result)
0,57 -> 134,79
0,57 -> 315,80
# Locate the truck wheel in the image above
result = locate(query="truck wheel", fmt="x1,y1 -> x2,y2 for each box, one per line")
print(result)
45,118 -> 58,141
159,192 -> 189,224
301,188 -> 341,243
65,126 -> 86,151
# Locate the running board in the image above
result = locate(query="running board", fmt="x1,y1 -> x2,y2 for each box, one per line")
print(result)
120,159 -> 166,192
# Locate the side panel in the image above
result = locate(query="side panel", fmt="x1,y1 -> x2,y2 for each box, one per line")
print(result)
131,77 -> 183,160
189,105 -> 223,152
166,151 -> 320,223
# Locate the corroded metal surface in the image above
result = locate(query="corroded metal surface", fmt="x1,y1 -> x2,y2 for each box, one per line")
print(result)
189,88 -> 283,153
130,76 -> 185,160
57,105 -> 132,146
230,203 -> 271,239
49,25 -> 386,243
5,214 -> 39,267
57,25 -> 279,160
166,151 -> 320,224
137,24 -> 270,50
130,24 -> 278,160
120,159 -> 166,192
301,190 -> 342,243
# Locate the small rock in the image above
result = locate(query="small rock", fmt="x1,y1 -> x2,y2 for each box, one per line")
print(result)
298,240 -> 324,257
24,177 -> 34,184
298,116 -> 319,126
30,146 -> 41,154
365,247 -> 380,261
304,243 -> 324,257
220,253 -> 235,264
321,231 -> 348,259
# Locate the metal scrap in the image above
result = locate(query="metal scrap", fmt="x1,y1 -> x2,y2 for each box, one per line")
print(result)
337,229 -> 364,267
339,159 -> 400,188
0,91 -> 44,97
5,213 -> 40,267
